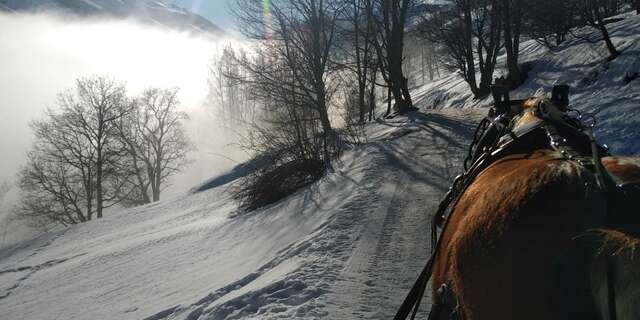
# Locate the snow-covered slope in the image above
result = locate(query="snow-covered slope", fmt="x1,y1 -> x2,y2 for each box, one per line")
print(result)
1,9 -> 638,320
0,0 -> 222,34
415,11 -> 640,155
0,108 -> 485,320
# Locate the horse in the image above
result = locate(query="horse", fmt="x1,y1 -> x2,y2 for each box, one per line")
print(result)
424,95 -> 640,320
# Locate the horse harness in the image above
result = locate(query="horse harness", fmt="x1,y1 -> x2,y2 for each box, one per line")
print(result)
393,85 -> 631,320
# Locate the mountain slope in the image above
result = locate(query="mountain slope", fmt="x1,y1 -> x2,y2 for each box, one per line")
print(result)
0,107 -> 485,320
0,9 -> 639,320
0,0 -> 222,34
414,11 -> 640,155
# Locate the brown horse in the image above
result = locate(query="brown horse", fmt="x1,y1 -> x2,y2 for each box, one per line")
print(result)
430,97 -> 640,320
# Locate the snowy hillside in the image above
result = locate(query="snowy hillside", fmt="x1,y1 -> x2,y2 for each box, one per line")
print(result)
1,9 -> 639,320
415,11 -> 640,156
0,108 -> 485,319
0,0 -> 222,34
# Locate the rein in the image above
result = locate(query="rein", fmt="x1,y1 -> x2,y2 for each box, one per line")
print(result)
393,85 -> 619,320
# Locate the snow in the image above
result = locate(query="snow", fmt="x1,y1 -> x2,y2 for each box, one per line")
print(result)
0,9 -> 639,320
0,107 -> 486,320
415,11 -> 640,155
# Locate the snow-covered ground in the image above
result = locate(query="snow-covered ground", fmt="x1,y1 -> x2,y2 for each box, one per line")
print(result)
0,108 -> 485,320
415,11 -> 640,155
0,10 -> 638,320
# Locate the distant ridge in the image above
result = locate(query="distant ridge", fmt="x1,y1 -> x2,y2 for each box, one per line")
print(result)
0,0 -> 223,34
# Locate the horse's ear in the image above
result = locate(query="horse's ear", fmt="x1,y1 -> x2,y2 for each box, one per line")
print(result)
491,85 -> 510,115
551,85 -> 570,111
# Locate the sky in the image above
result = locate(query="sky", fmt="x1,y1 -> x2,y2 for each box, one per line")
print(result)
0,9 -> 250,246
170,0 -> 236,30
0,12 -> 246,197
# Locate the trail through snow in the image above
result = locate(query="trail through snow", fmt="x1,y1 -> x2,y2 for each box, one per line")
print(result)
1,10 -> 638,320
324,111 -> 483,319
0,108 -> 485,320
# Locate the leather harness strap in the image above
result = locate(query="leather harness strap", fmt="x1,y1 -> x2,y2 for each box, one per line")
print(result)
394,98 -> 620,320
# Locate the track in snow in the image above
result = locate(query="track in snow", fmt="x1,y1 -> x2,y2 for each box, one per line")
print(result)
323,109 -> 485,319
0,108 -> 487,320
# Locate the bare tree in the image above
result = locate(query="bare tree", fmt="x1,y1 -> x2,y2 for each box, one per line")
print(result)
17,76 -> 130,225
117,88 -> 191,204
209,45 -> 257,126
403,32 -> 441,84
580,0 -> 621,59
522,0 -> 577,48
75,77 -> 131,219
344,0 -> 378,122
501,0 -> 524,86
419,0 -> 502,98
233,0 -> 344,166
374,0 -> 415,113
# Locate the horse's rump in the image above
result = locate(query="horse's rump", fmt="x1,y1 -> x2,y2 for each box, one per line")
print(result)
424,93 -> 640,320
433,150 -> 607,319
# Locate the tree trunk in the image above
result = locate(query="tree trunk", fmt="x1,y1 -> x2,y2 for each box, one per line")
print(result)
96,106 -> 105,219
427,44 -> 435,81
96,151 -> 103,219
318,99 -> 334,166
387,47 -> 411,113
152,180 -> 160,202
86,171 -> 93,221
421,45 -> 426,83
358,86 -> 366,123
383,0 -> 413,114
462,2 -> 481,97
503,0 -> 522,87
478,67 -> 495,97
587,0 -> 620,59
400,76 -> 413,108
353,0 -> 366,123
599,23 -> 620,59
386,85 -> 392,117
368,66 -> 378,121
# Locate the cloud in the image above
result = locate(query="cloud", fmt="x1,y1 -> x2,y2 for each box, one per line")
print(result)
0,11 -> 248,244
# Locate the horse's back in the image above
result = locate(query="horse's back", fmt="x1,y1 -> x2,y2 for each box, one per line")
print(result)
434,150 -> 605,320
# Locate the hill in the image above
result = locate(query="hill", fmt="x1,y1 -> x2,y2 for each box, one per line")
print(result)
0,0 -> 222,34
0,9 -> 638,320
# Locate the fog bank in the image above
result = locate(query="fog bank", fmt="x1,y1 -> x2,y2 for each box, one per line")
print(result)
0,12 -> 247,246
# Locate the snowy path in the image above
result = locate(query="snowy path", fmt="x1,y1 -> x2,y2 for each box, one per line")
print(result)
324,110 -> 485,319
1,11 -> 638,320
0,109 -> 486,320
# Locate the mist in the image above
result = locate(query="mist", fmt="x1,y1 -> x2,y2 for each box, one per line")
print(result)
0,12 -> 248,245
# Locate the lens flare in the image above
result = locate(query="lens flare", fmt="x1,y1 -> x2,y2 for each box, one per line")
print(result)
262,0 -> 272,39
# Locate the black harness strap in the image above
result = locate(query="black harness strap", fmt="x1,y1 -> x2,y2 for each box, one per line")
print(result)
543,123 -> 619,320
394,117 -> 511,320
393,256 -> 432,320
394,101 -> 622,320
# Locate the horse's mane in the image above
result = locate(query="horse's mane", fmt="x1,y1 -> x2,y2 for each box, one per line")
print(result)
509,96 -> 546,131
